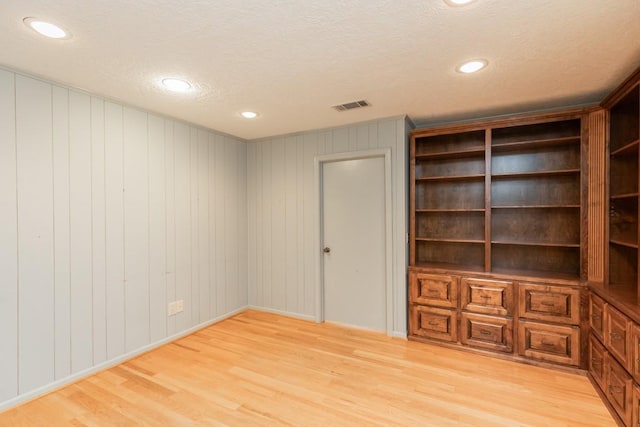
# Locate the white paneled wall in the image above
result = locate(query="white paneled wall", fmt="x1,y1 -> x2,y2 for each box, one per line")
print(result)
0,69 -> 248,408
247,117 -> 409,335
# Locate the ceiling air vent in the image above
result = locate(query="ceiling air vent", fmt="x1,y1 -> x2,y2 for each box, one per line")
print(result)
332,100 -> 371,112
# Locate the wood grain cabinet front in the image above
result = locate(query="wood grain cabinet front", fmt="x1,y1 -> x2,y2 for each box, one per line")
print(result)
607,355 -> 634,426
589,335 -> 607,389
605,304 -> 633,371
518,283 -> 580,325
409,305 -> 458,343
590,293 -> 606,342
460,278 -> 514,316
461,312 -> 513,353
633,384 -> 640,427
634,324 -> 640,383
517,320 -> 580,367
409,272 -> 458,309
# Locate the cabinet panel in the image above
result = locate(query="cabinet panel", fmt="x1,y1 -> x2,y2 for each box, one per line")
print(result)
461,312 -> 513,353
607,355 -> 634,426
518,283 -> 580,324
605,305 -> 633,370
634,324 -> 640,383
409,305 -> 457,343
590,293 -> 606,341
517,320 -> 580,366
409,272 -> 458,309
633,385 -> 640,427
460,277 -> 514,316
589,335 -> 607,389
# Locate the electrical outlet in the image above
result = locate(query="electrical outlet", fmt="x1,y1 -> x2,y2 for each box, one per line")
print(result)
168,302 -> 177,316
175,299 -> 184,313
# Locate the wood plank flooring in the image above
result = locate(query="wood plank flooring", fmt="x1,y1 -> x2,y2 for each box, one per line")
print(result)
0,310 -> 615,426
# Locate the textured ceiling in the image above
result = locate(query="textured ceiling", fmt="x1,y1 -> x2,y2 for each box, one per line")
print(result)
1,0 -> 639,140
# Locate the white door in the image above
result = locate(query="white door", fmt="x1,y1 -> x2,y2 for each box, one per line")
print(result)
322,156 -> 386,331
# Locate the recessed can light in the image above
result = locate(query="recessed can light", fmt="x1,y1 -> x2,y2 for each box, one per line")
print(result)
457,59 -> 488,74
444,0 -> 477,6
240,111 -> 258,119
161,78 -> 192,93
23,17 -> 70,39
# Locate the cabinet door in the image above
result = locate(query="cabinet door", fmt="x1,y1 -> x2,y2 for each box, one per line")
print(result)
518,283 -> 580,325
605,305 -> 633,371
589,293 -> 606,342
588,335 -> 607,389
517,320 -> 580,366
633,384 -> 640,427
633,324 -> 640,383
409,305 -> 458,342
461,312 -> 513,353
409,272 -> 458,309
460,277 -> 514,316
607,355 -> 634,426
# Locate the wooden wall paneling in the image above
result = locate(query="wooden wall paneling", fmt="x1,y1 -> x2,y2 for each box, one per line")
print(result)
123,107 -> 150,352
90,96 -> 107,366
214,134 -> 228,314
227,138 -> 241,310
271,138 -> 286,310
254,142 -> 264,307
148,115 -> 167,342
238,141 -> 249,307
189,128 -> 199,326
16,75 -> 55,393
247,142 -> 257,306
104,102 -> 125,360
332,127 -> 349,153
303,133 -> 320,315
348,126 -> 358,152
52,86 -> 71,379
588,110 -> 606,283
295,135 -> 305,312
173,122 -> 190,332
0,70 -> 18,401
356,124 -> 369,151
197,129 -> 210,322
368,122 -> 379,150
261,140 -> 273,309
285,136 -> 299,313
208,133 -> 219,316
165,121 -> 176,336
69,91 -> 94,373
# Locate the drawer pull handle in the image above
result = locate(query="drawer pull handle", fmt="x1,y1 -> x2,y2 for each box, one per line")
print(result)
427,289 -> 440,294
540,301 -> 555,307
479,329 -> 492,336
609,385 -> 624,394
541,340 -> 556,348
428,321 -> 439,326
479,295 -> 491,300
591,315 -> 601,321
610,332 -> 624,341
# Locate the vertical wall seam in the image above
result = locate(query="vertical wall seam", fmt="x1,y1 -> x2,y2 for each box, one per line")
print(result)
121,107 -> 126,351
50,84 -> 56,378
146,114 -> 151,343
14,73 -> 20,394
90,95 -> 95,365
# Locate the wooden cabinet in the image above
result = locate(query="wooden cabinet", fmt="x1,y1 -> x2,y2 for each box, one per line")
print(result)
633,385 -> 640,427
590,335 -> 607,389
591,293 -> 606,341
517,320 -> 580,366
409,304 -> 457,342
460,312 -> 513,353
608,355 -> 634,426
633,324 -> 640,383
409,272 -> 458,309
519,283 -> 580,324
460,277 -> 513,316
606,305 -> 633,371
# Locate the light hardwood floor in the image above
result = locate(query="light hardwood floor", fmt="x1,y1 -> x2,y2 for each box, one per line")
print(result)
0,310 -> 615,426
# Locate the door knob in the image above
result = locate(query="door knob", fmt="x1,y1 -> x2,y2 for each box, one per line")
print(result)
323,247 -> 331,253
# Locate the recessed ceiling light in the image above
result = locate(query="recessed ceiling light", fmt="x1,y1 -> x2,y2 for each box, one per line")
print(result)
161,78 -> 192,93
240,111 -> 258,119
444,0 -> 477,6
456,59 -> 488,74
23,17 -> 69,39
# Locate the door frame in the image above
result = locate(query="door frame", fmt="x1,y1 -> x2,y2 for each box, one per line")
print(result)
314,148 -> 393,335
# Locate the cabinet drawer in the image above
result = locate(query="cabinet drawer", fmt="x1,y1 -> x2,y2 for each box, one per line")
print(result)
461,278 -> 514,316
461,312 -> 513,353
517,320 -> 580,367
589,293 -> 605,341
409,272 -> 458,309
607,355 -> 633,426
588,335 -> 606,389
605,305 -> 632,370
518,283 -> 580,325
410,305 -> 458,342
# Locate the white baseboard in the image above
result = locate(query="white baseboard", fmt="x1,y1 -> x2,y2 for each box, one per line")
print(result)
0,306 -> 248,413
247,305 -> 316,322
